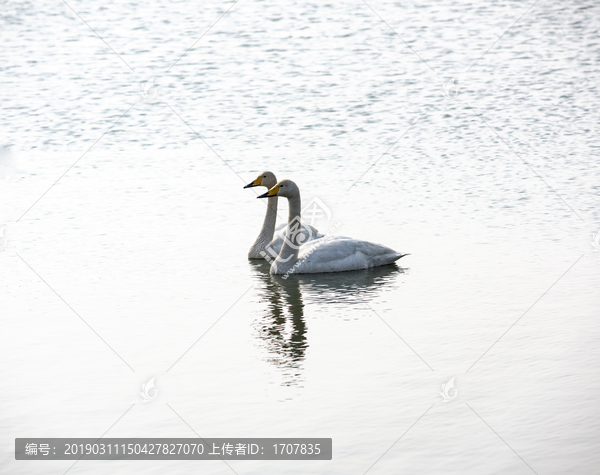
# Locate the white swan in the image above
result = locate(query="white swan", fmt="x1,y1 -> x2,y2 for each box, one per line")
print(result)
244,171 -> 323,259
257,179 -> 408,274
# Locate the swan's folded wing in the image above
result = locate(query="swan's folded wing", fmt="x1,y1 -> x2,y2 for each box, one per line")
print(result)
304,223 -> 325,239
296,237 -> 403,273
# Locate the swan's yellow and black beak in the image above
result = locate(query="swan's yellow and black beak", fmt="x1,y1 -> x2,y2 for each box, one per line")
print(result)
244,176 -> 263,188
257,185 -> 279,199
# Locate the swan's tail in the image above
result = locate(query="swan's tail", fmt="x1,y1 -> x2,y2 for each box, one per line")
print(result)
372,252 -> 409,267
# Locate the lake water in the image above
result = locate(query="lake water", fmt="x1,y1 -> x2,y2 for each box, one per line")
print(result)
1,0 -> 599,474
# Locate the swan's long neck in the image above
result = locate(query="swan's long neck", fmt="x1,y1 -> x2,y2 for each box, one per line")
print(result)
248,196 -> 278,258
274,193 -> 301,273
261,196 -> 278,242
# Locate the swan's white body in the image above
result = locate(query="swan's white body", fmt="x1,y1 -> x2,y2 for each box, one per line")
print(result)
245,172 -> 323,259
275,236 -> 402,274
258,180 -> 407,275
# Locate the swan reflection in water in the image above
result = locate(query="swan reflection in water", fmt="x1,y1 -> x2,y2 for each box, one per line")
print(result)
248,260 -> 407,386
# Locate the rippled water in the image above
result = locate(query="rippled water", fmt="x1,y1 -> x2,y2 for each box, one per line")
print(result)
1,0 -> 599,474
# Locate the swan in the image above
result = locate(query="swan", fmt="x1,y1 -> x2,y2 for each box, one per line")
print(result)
244,171 -> 323,259
257,179 -> 408,275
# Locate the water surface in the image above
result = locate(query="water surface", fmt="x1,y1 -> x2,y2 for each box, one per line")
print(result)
1,1 -> 599,474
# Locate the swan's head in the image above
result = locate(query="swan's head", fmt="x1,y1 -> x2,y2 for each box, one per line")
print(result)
257,179 -> 299,199
244,171 -> 277,189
